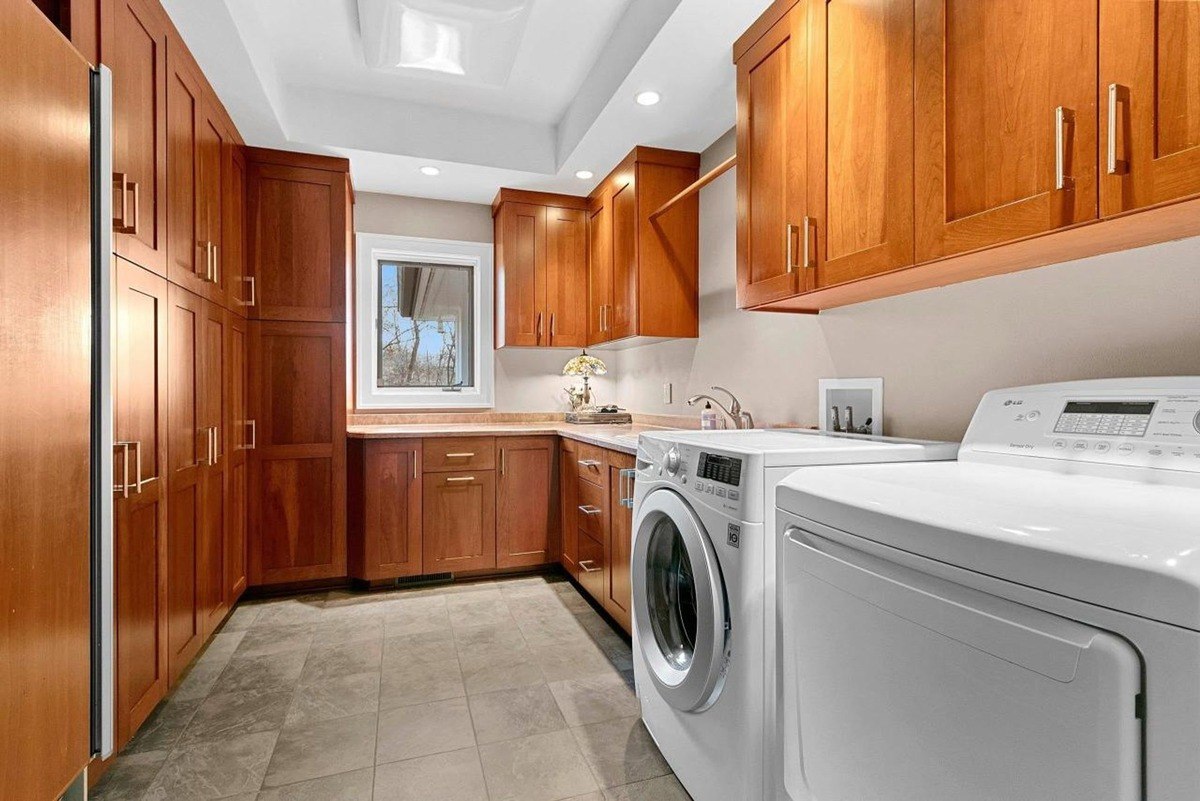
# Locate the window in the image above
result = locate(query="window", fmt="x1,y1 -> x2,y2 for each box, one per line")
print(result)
355,234 -> 493,408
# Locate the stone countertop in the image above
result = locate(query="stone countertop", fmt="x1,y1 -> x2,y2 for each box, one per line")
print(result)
346,421 -> 677,455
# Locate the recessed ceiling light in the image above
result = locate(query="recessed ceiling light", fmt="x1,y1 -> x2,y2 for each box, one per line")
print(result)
635,91 -> 661,106
575,170 -> 595,180
419,165 -> 440,176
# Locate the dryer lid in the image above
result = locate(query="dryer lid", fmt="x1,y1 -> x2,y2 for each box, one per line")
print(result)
776,460 -> 1200,630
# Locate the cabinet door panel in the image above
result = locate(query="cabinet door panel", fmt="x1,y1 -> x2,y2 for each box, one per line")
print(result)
197,104 -> 226,305
106,0 -> 168,274
349,439 -> 423,581
545,208 -> 588,347
587,195 -> 613,345
559,442 -> 579,573
198,301 -> 226,635
225,143 -> 250,312
736,5 -> 807,307
225,314 -> 248,604
497,437 -> 556,568
248,162 -> 347,322
496,202 -> 546,347
605,454 -> 635,633
166,48 -> 208,297
914,0 -> 1098,261
1100,0 -> 1200,214
810,0 -> 914,287
423,471 -> 496,573
609,176 -> 638,340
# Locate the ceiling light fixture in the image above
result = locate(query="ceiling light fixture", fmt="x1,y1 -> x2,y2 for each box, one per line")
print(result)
575,170 -> 594,180
419,165 -> 441,176
635,91 -> 661,106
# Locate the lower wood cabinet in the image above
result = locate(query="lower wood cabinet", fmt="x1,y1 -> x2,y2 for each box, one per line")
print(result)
558,439 -> 580,574
497,437 -> 558,568
604,453 -> 637,632
348,439 -> 423,581
423,469 -> 497,573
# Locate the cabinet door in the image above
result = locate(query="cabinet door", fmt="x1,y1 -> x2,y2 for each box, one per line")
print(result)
105,0 -> 168,275
1100,0 -> 1200,215
586,194 -> 613,345
112,258 -> 169,747
197,300 -> 227,637
496,202 -> 547,347
809,0 -> 914,288
604,453 -> 636,633
349,439 -> 423,581
914,0 -> 1098,261
497,437 -> 556,568
423,471 -> 497,573
735,3 -> 807,307
545,207 -> 588,347
559,441 -> 579,573
224,142 -> 251,312
248,321 -> 347,585
609,175 -> 638,340
166,46 -> 210,298
166,284 -> 204,681
197,100 -> 226,305
247,162 -> 348,323
224,312 -> 248,605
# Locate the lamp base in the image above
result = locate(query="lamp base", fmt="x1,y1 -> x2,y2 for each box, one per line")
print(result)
565,410 -> 632,425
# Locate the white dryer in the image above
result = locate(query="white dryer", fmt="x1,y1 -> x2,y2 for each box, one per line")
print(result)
631,429 -> 957,801
777,377 -> 1200,801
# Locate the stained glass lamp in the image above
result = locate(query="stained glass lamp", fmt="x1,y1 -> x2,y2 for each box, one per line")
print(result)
562,351 -> 607,411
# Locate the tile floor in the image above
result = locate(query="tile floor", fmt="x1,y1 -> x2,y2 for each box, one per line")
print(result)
92,574 -> 691,801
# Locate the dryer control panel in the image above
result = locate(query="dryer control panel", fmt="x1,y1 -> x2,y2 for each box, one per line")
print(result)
963,378 -> 1200,472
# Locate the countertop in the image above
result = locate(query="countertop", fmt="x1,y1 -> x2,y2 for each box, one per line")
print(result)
345,421 -> 676,455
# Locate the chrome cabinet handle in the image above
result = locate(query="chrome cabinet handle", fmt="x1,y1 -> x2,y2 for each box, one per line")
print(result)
578,560 -> 601,573
577,459 -> 602,468
202,426 -> 218,466
445,452 -> 475,458
549,313 -> 556,344
578,505 -> 602,515
785,223 -> 798,273
536,312 -> 543,343
599,305 -> 606,332
619,467 -> 636,509
446,476 -> 476,483
1055,106 -> 1076,191
130,440 -> 158,493
802,216 -> 814,270
499,448 -> 505,475
1107,83 -> 1129,176
113,173 -> 139,235
201,242 -> 212,281
114,441 -> 133,498
212,243 -> 219,285
240,276 -> 256,307
238,420 -> 257,451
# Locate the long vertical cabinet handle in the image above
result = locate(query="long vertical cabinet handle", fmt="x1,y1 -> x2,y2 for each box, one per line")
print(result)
131,440 -> 157,493
247,420 -> 257,450
113,441 -> 133,497
549,313 -> 556,345
499,447 -> 505,475
785,223 -> 797,273
112,174 -> 140,235
1055,106 -> 1076,191
240,276 -> 256,307
536,312 -> 543,344
803,216 -> 814,271
211,244 -> 219,285
1107,84 -> 1129,176
619,467 -> 637,509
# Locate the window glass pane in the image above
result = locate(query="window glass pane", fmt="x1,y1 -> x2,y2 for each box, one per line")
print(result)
377,260 -> 475,389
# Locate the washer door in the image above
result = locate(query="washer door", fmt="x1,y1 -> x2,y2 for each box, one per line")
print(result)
632,488 -> 730,712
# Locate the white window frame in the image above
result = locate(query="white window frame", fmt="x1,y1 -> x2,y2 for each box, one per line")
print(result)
355,232 -> 494,409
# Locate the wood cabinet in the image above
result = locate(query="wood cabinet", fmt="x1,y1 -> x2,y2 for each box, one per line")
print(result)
166,44 -> 209,300
493,190 -> 589,348
604,453 -> 637,632
348,439 -> 423,581
423,469 -> 497,573
248,321 -> 347,586
558,439 -> 580,574
224,311 -> 249,604
197,300 -> 228,637
497,436 -> 557,568
1100,0 -> 1200,216
246,149 -> 350,323
104,0 -> 169,276
112,258 -> 169,748
586,196 -> 612,345
224,140 -> 251,312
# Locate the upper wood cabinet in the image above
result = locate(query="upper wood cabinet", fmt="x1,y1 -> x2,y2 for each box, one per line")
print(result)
496,436 -> 557,568
586,197 -> 612,345
223,138 -> 250,313
1100,0 -> 1200,216
914,0 -> 1098,262
493,190 -> 589,348
165,44 -> 206,299
348,438 -> 423,582
104,0 -> 169,276
246,149 -> 351,323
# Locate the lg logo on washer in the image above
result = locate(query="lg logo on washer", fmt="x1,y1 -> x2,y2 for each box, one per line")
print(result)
727,523 -> 741,549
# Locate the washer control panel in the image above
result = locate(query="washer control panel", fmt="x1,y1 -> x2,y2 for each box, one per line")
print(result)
964,379 -> 1200,472
638,437 -> 748,516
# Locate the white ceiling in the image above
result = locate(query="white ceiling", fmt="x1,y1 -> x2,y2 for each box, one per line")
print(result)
159,0 -> 772,204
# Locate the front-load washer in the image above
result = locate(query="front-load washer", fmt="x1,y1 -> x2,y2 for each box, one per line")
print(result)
631,429 -> 958,801
777,377 -> 1200,801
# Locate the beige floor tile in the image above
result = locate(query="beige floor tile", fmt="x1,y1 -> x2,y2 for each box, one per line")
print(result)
375,697 -> 476,764
256,767 -> 374,801
373,746 -> 487,801
467,684 -> 567,744
447,589 -> 515,629
461,646 -> 546,696
234,623 -> 316,659
286,672 -> 381,726
180,688 -> 294,745
382,629 -> 458,668
379,656 -> 464,709
90,749 -> 170,801
478,730 -> 599,801
532,639 -> 617,683
300,639 -> 383,684
143,730 -> 277,801
571,717 -> 671,788
549,673 -> 640,727
602,775 -> 693,801
216,648 -> 309,695
264,712 -> 378,788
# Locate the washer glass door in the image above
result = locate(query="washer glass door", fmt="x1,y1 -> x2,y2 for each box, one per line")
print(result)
633,488 -> 729,712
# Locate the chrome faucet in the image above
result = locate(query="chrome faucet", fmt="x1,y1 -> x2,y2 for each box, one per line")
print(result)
687,386 -> 755,430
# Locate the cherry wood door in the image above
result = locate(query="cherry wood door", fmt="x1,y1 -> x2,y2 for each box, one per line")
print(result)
198,299 -> 227,636
735,1 -> 807,307
196,99 -> 226,306
604,452 -> 636,633
809,0 -> 914,288
248,321 -> 347,585
1100,0 -> 1200,215
166,284 -> 204,681
247,161 -> 348,323
496,201 -> 546,347
558,440 -> 580,574
0,6 -> 92,792
224,140 -> 251,313
586,193 -> 613,345
166,44 -> 210,298
104,0 -> 168,275
423,470 -> 497,573
496,437 -> 557,568
914,0 -> 1098,262
545,207 -> 588,347
348,439 -> 423,581
112,258 -> 169,748
224,312 -> 249,605
609,174 -> 638,340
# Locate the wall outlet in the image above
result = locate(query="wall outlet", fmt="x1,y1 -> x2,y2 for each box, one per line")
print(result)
662,382 -> 673,404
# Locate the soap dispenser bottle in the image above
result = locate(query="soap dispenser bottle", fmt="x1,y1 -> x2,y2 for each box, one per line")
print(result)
700,402 -> 719,430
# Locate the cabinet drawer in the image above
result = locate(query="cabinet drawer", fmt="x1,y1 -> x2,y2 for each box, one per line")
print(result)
575,478 -> 607,541
572,442 -> 608,487
576,529 -> 605,601
423,437 -> 495,472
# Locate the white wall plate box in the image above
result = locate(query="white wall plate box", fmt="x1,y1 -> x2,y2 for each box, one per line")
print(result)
819,378 -> 883,435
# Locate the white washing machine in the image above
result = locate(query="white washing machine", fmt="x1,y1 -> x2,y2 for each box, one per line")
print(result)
631,429 -> 958,801
777,377 -> 1200,801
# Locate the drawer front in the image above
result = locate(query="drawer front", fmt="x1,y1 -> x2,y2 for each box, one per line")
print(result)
575,478 -> 607,541
572,442 -> 608,487
423,437 -> 496,472
576,529 -> 605,601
